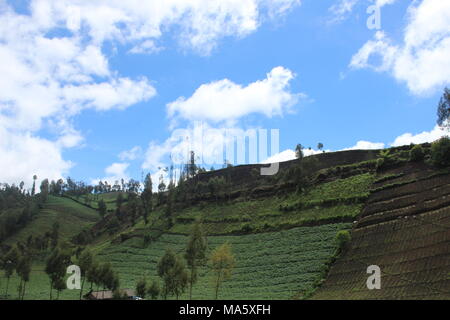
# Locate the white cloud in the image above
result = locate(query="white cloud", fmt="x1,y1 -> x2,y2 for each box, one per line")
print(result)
344,140 -> 385,150
328,0 -> 359,24
21,0 -> 301,56
375,0 -> 398,7
167,66 -> 302,124
261,149 -> 296,164
0,127 -> 72,187
129,40 -> 163,54
91,162 -> 130,186
390,125 -> 447,146
328,0 -> 397,24
0,0 -> 303,184
118,146 -> 143,161
105,162 -> 130,177
350,0 -> 450,95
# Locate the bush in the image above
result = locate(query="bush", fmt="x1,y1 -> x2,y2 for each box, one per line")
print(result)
241,223 -> 253,233
409,145 -> 424,162
431,136 -> 450,167
335,230 -> 351,254
375,158 -> 384,170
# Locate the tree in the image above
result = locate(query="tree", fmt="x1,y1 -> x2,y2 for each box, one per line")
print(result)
40,178 -> 49,202
78,249 -> 93,300
210,243 -> 235,299
188,151 -> 197,178
98,199 -> 107,217
31,175 -> 37,196
317,143 -> 324,151
116,193 -> 124,209
98,262 -> 119,298
45,248 -> 70,300
437,87 -> 450,131
185,222 -> 207,299
431,136 -> 450,167
157,249 -> 188,299
16,255 -> 31,300
409,145 -> 425,162
136,278 -> 147,298
50,222 -> 60,248
87,261 -> 101,292
295,144 -> 304,160
158,175 -> 166,205
147,279 -> 160,300
54,277 -> 66,300
3,247 -> 19,298
141,173 -> 153,225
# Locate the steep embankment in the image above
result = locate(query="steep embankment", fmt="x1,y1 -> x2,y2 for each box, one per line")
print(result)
88,157 -> 379,299
3,195 -> 100,245
312,162 -> 450,299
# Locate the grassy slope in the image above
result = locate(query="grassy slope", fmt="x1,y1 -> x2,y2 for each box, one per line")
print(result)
3,195 -> 100,245
0,161 -> 376,300
171,173 -> 374,235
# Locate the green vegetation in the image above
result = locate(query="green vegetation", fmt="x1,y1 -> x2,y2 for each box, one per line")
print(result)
409,145 -> 425,162
210,243 -> 235,299
1,145 -> 448,300
431,136 -> 450,167
91,223 -> 350,299
3,196 -> 100,246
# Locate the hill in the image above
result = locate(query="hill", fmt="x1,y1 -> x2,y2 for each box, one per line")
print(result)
312,161 -> 450,299
3,195 -> 100,246
1,142 -> 449,300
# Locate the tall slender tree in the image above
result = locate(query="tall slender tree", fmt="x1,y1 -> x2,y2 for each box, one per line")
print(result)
210,243 -> 235,300
185,222 -> 207,299
78,249 -> 93,300
3,247 -> 19,298
141,173 -> 153,225
437,87 -> 450,131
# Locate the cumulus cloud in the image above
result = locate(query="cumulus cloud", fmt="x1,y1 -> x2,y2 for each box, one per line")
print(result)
0,127 -> 73,186
350,0 -> 450,95
390,125 -> 447,146
0,0 -> 303,184
260,149 -> 295,164
344,140 -> 385,150
0,1 -> 158,184
91,162 -> 130,186
167,66 -> 302,124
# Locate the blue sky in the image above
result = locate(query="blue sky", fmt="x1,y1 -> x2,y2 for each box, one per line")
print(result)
0,0 -> 449,187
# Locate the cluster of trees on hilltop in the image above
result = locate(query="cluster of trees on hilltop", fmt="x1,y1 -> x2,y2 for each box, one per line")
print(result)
0,182 -> 42,243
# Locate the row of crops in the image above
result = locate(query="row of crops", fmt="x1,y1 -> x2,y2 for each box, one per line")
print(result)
97,223 -> 351,299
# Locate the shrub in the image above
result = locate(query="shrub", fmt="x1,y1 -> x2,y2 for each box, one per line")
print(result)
335,230 -> 351,254
241,223 -> 253,233
375,158 -> 384,170
431,136 -> 450,167
409,145 -> 424,162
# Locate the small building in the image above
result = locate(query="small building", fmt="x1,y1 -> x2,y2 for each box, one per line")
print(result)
84,289 -> 137,300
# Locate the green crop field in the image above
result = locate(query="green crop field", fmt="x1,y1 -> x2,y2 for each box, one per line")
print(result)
0,223 -> 350,300
95,223 -> 351,300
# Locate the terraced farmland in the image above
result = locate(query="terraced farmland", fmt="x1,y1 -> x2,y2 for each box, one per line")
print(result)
312,163 -> 450,299
96,223 -> 351,299
170,173 -> 373,235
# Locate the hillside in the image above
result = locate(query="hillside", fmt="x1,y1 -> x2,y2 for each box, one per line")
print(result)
1,143 -> 449,300
3,195 -> 100,246
312,162 -> 450,299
